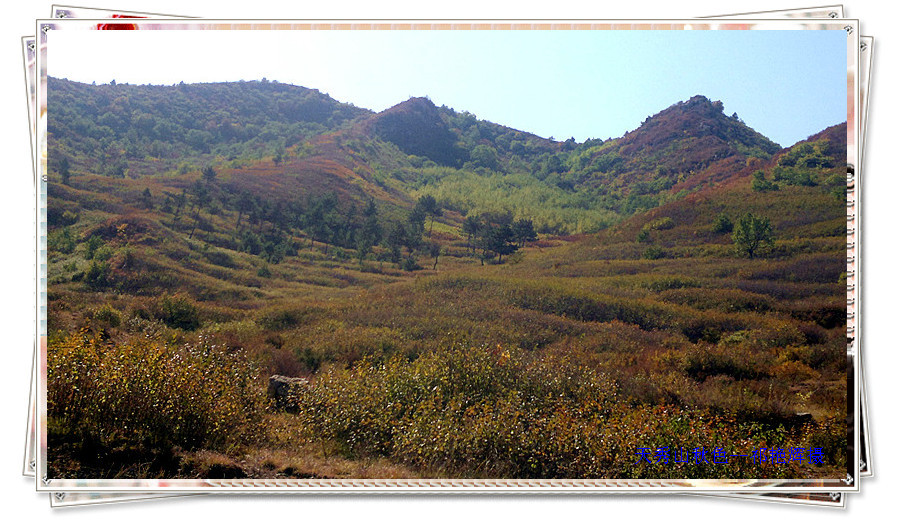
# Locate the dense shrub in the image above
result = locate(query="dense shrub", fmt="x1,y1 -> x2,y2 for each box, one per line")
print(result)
296,345 -> 619,477
89,304 -> 122,329
642,246 -> 667,260
48,227 -> 77,255
644,217 -> 675,231
710,213 -> 733,234
641,276 -> 700,292
295,345 -> 815,479
202,249 -> 236,268
682,343 -> 769,382
47,208 -> 79,228
84,235 -> 104,260
738,254 -> 844,284
658,288 -> 774,313
83,260 -> 111,290
82,215 -> 159,244
680,312 -> 748,343
153,294 -> 202,330
807,418 -> 848,466
47,331 -> 267,453
507,285 -> 673,331
256,308 -> 308,331
751,170 -> 779,192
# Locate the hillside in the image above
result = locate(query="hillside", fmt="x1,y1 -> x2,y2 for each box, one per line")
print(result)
605,122 -> 847,245
49,78 -> 792,234
390,95 -> 784,230
370,97 -> 466,167
47,77 -> 371,177
44,79 -> 848,481
548,96 -> 781,212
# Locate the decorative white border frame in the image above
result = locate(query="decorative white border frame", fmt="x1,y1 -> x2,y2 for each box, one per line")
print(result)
33,6 -> 872,510
34,17 -> 861,493
857,35 -> 873,480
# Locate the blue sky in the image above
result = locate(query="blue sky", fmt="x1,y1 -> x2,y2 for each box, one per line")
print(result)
49,27 -> 848,147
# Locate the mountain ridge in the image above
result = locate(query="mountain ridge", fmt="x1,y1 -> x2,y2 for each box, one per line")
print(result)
48,77 -> 812,164
46,77 -> 842,235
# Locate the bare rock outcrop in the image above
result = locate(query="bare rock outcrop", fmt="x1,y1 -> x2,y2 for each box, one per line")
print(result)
267,375 -> 308,412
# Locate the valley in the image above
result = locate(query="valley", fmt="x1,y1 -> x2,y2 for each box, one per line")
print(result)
45,78 -> 847,480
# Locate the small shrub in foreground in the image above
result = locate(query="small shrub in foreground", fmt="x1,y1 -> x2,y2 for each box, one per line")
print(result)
48,330 -> 267,455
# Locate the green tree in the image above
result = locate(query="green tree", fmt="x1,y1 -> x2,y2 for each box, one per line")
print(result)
201,165 -> 217,183
240,230 -> 263,255
385,222 -> 407,263
541,154 -> 566,176
751,170 -> 778,192
188,182 -> 211,239
84,235 -> 104,260
49,227 -> 76,254
59,157 -> 71,185
428,241 -> 442,270
84,260 -> 111,290
173,189 -> 188,222
475,212 -> 517,263
360,199 -> 383,249
105,159 -> 126,179
304,192 -> 339,251
732,212 -> 775,258
232,190 -> 256,232
140,187 -> 154,209
406,205 -> 427,251
153,294 -> 201,330
416,194 -> 442,237
485,223 -> 517,263
469,144 -> 499,170
462,215 -> 481,254
356,238 -> 372,265
512,218 -> 537,247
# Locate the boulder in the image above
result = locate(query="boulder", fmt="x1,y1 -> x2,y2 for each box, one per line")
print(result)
267,375 -> 308,412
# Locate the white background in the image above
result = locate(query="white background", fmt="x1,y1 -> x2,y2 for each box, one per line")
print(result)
1,0 -> 902,521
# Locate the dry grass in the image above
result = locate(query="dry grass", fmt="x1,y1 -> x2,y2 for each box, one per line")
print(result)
46,144 -> 847,480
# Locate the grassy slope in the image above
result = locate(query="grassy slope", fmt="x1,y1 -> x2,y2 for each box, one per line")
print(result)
45,84 -> 847,479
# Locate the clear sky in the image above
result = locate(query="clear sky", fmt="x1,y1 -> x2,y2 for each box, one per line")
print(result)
47,26 -> 848,147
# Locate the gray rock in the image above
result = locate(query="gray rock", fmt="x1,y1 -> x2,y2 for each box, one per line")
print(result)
267,375 -> 308,412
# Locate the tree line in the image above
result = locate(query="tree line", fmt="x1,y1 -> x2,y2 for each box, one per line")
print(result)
143,167 -> 540,271
462,212 -> 537,264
